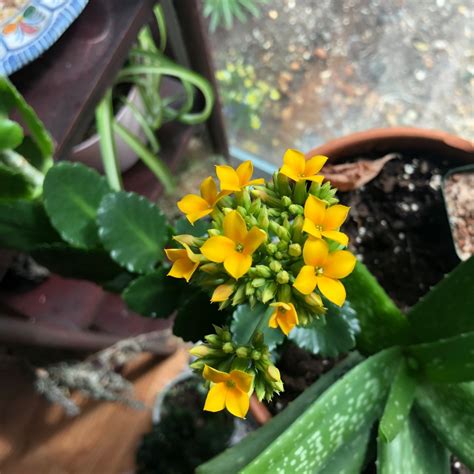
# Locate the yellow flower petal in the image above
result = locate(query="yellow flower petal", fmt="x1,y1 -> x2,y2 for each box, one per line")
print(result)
243,227 -> 267,255
203,384 -> 227,412
323,250 -> 356,279
224,252 -> 252,279
303,237 -> 329,268
269,302 -> 299,335
230,369 -> 253,393
304,195 -> 326,225
280,164 -> 300,182
248,178 -> 265,186
181,241 -> 201,263
177,194 -> 209,215
305,154 -> 328,176
324,204 -> 350,230
317,275 -> 346,306
200,176 -> 218,205
268,311 -> 279,329
167,258 -> 198,282
283,149 -> 306,176
223,210 -> 247,244
164,248 -> 187,263
186,208 -> 214,224
321,230 -> 349,246
305,174 -> 325,184
216,165 -> 241,191
302,219 -> 323,239
225,386 -> 250,418
211,283 -> 235,302
203,365 -> 230,383
236,160 -> 254,185
293,265 -> 318,295
201,236 -> 235,263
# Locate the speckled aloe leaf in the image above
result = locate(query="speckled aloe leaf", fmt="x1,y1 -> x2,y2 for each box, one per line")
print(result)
231,304 -> 284,351
241,348 -> 401,474
407,256 -> 474,344
379,358 -> 417,443
43,163 -> 111,249
415,382 -> 474,469
97,191 -> 168,274
406,331 -> 474,383
378,411 -> 450,474
343,262 -> 408,354
197,353 -> 363,474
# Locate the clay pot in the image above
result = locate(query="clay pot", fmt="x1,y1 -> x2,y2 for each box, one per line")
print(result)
70,86 -> 146,172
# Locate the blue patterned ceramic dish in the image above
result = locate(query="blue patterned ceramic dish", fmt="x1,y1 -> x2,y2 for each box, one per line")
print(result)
0,0 -> 89,76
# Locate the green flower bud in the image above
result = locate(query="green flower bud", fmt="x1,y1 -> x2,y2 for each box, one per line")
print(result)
288,243 -> 302,257
208,229 -> 220,237
204,334 -> 220,346
222,329 -> 232,342
291,215 -> 304,243
200,263 -> 221,274
293,179 -> 307,205
236,346 -> 249,358
288,204 -> 304,215
237,206 -> 247,217
276,271 -> 290,284
252,278 -> 267,288
257,207 -> 269,229
269,260 -> 282,273
254,377 -> 266,401
249,198 -> 262,214
189,359 -> 205,371
251,350 -> 261,361
232,285 -> 246,305
255,265 -> 272,278
261,281 -> 277,303
267,364 -> 281,382
241,189 -> 252,209
281,196 -> 292,208
189,344 -> 210,358
277,284 -> 292,302
276,172 -> 292,196
266,243 -> 278,255
275,251 -> 284,260
222,342 -> 234,353
249,294 -> 257,307
245,283 -> 255,296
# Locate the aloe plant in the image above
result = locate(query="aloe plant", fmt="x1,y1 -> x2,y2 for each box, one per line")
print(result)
198,256 -> 474,473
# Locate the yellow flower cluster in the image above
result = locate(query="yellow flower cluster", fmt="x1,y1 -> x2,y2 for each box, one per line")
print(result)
167,149 -> 356,417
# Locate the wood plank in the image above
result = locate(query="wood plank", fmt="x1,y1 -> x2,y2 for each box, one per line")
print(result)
0,348 -> 189,474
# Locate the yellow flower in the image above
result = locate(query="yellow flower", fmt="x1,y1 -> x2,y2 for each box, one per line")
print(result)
293,238 -> 356,307
211,283 -> 235,302
269,302 -> 299,335
164,242 -> 200,282
177,176 -> 226,224
201,211 -> 266,279
280,149 -> 327,183
303,195 -> 350,246
203,365 -> 253,418
216,161 -> 265,192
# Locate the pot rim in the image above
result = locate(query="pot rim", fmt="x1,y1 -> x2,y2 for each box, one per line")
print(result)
305,127 -> 474,162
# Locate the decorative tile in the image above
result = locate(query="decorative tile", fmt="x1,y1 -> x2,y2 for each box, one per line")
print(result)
0,0 -> 89,76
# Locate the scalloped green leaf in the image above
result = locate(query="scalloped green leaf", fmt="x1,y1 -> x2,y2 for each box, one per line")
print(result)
174,216 -> 209,237
379,359 -> 417,442
197,353 -> 363,474
415,382 -> 474,469
0,200 -> 61,251
0,162 -> 35,200
43,163 -> 110,248
406,331 -> 474,383
231,304 -> 284,351
344,262 -> 408,354
242,348 -> 401,473
122,269 -> 184,318
0,117 -> 23,150
288,301 -> 359,357
97,191 -> 168,273
378,411 -> 449,474
407,257 -> 474,344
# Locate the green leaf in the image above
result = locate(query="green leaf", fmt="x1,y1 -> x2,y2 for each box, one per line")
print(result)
122,269 -> 183,318
0,200 -> 60,251
242,348 -> 401,473
415,382 -> 474,469
43,163 -> 110,249
407,257 -> 474,344
0,117 -> 23,150
31,243 -> 127,283
288,301 -> 359,357
231,304 -> 284,351
344,262 -> 408,354
406,331 -> 474,383
0,162 -> 35,199
174,216 -> 209,237
378,411 -> 450,474
319,427 -> 372,474
0,77 -> 54,158
174,290 -> 227,342
97,191 -> 168,274
197,353 -> 363,474
379,359 -> 418,442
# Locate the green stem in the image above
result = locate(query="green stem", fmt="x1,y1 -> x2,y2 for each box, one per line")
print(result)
2,149 -> 44,189
96,90 -> 123,191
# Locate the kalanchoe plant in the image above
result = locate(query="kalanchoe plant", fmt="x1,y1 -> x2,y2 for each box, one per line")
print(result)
166,150 -> 357,416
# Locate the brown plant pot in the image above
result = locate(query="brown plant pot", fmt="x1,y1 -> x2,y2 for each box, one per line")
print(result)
249,127 -> 474,426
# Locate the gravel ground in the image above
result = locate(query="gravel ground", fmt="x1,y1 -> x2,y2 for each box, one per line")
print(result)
207,0 -> 474,164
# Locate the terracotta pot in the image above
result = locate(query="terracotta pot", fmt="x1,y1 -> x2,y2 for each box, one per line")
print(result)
305,127 -> 473,163
70,86 -> 146,172
249,127 -> 474,426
